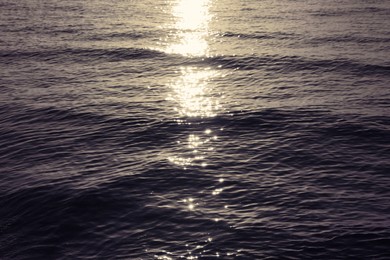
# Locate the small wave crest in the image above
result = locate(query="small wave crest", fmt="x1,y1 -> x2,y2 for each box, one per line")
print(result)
85,31 -> 157,41
207,54 -> 390,76
0,47 -> 167,63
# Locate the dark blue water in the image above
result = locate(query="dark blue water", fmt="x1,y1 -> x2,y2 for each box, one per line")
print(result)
1,0 -> 389,259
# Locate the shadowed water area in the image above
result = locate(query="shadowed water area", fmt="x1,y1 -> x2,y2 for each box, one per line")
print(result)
0,0 -> 389,259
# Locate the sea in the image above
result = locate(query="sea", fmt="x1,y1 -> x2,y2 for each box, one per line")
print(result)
0,0 -> 389,259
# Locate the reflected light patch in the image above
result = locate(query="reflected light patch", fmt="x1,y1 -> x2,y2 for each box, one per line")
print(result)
212,188 -> 223,196
164,1 -> 222,169
182,197 -> 197,211
155,255 -> 173,260
164,0 -> 212,57
172,0 -> 211,30
167,66 -> 220,118
166,33 -> 208,57
168,155 -> 204,168
167,132 -> 212,167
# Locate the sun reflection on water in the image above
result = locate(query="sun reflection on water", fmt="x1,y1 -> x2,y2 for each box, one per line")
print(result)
165,0 -> 222,169
167,130 -> 218,168
155,1 -> 231,258
167,67 -> 221,118
164,0 -> 212,57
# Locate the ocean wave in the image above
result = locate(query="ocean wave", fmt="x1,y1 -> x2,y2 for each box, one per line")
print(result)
0,47 -> 168,63
85,31 -> 157,41
1,104 -> 389,259
220,31 -> 296,40
310,6 -> 390,17
2,45 -> 388,77
207,55 -> 390,76
307,35 -> 390,44
224,108 -> 389,142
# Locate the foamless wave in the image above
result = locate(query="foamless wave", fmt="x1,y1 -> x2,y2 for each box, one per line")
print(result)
307,35 -> 390,44
207,55 -> 390,76
0,47 -> 167,63
221,31 -> 296,40
310,6 -> 390,17
85,31 -> 157,41
2,45 -> 388,77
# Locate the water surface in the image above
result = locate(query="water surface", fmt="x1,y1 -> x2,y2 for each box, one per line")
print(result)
0,0 -> 389,259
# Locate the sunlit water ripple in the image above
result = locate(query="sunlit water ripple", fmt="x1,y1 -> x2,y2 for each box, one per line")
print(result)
0,0 -> 389,259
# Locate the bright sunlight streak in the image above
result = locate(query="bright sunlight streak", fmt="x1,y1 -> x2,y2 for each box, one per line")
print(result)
164,0 -> 223,169
165,0 -> 212,57
167,66 -> 220,118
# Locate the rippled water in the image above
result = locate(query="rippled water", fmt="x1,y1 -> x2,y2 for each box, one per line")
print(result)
1,0 -> 389,259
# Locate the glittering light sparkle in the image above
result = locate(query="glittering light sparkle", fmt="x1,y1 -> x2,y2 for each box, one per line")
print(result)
163,0 -> 222,168
167,66 -> 220,118
165,0 -> 212,57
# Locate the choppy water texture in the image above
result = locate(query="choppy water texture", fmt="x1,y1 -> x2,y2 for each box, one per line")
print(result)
1,0 -> 390,259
